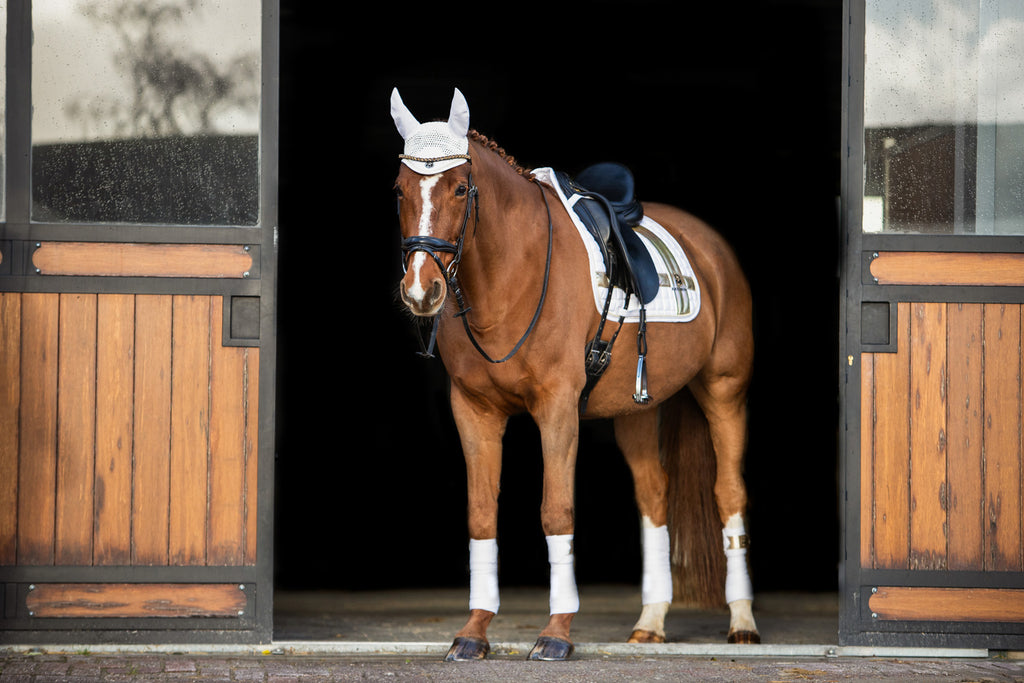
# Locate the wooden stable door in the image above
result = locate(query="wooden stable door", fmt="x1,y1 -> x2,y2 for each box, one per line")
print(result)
845,289 -> 1024,647
842,0 -> 1024,648
860,300 -> 1024,576
0,292 -> 259,570
0,1 -> 277,644
0,282 -> 271,644
856,300 -> 1024,639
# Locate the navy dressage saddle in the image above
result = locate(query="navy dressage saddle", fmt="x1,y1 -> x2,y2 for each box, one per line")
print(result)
555,162 -> 659,306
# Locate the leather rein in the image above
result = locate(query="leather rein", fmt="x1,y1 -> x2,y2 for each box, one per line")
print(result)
400,170 -> 554,364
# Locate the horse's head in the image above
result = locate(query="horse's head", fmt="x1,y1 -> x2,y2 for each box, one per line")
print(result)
391,87 -> 476,317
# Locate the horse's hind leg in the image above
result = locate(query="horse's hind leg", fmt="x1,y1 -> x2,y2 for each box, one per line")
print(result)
691,374 -> 760,644
614,408 -> 673,643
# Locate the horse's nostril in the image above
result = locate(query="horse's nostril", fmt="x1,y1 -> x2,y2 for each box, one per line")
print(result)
430,280 -> 444,304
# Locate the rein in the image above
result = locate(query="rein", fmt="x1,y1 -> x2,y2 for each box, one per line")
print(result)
401,172 -> 554,364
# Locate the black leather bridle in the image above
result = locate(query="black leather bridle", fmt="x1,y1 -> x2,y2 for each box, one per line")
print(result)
399,171 -> 554,363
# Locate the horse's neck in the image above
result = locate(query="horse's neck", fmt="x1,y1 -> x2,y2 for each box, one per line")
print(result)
458,160 -> 548,325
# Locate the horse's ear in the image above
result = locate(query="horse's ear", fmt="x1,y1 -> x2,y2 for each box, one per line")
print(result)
390,88 -> 420,140
448,88 -> 470,138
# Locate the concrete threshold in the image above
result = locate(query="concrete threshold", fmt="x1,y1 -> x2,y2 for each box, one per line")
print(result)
0,640 -> 991,660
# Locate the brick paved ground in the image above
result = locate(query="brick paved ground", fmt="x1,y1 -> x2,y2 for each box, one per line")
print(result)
2,651 -> 1024,682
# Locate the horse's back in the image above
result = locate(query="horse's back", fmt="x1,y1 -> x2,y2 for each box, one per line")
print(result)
642,202 -> 754,382
642,202 -> 751,316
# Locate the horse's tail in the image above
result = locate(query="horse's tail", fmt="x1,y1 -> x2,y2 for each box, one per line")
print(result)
661,388 -> 726,608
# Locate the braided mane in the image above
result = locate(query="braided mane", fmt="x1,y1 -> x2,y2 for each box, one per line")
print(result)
469,130 -> 537,182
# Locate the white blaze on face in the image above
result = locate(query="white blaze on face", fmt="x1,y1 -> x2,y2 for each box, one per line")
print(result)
405,174 -> 441,303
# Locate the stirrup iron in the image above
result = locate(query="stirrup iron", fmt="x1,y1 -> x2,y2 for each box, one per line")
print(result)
633,308 -> 651,404
633,354 -> 651,404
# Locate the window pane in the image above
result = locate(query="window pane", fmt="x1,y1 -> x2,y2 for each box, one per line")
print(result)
32,0 -> 261,225
864,0 -> 1024,234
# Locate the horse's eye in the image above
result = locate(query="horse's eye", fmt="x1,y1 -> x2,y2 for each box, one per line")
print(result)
455,185 -> 468,198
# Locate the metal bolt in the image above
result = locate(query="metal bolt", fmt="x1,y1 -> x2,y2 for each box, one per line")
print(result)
871,587 -> 877,594
871,612 -> 878,619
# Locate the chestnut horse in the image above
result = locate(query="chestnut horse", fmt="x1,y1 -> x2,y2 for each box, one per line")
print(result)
391,88 -> 758,661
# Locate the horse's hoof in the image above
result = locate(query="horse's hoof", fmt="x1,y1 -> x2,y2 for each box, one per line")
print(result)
527,635 -> 575,661
444,636 -> 490,661
627,629 -> 665,644
727,630 -> 761,644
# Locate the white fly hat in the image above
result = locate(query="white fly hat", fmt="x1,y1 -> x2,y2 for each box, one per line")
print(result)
391,87 -> 471,175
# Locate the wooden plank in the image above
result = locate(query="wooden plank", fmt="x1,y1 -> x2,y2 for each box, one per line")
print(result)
208,297 -> 246,565
132,295 -> 173,566
54,293 -> 98,565
982,304 -> 1023,571
94,294 -> 136,565
869,586 -> 1024,623
908,302 -> 947,570
26,583 -> 246,618
32,243 -> 253,278
168,295 -> 212,566
17,293 -> 60,565
871,302 -> 912,569
946,303 -> 985,570
0,294 -> 22,565
860,352 -> 874,568
244,348 -> 260,565
870,252 -> 1024,286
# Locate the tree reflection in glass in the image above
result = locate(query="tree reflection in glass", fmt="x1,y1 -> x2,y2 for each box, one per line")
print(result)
32,0 -> 261,225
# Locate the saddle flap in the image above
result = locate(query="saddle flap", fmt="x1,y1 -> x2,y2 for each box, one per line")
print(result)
555,164 -> 659,305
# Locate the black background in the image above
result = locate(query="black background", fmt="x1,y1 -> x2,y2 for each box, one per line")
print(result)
274,0 -> 843,595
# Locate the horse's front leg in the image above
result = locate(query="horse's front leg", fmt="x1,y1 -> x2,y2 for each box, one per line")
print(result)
445,386 -> 508,662
528,395 -> 581,661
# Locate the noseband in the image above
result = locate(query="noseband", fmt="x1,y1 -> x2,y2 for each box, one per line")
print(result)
401,175 -> 478,285
399,170 -> 553,363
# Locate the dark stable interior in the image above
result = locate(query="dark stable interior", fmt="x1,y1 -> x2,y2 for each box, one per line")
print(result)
274,0 -> 842,600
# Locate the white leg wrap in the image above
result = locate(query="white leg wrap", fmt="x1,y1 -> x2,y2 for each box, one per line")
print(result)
641,522 -> 673,605
468,538 -> 500,614
546,534 -> 579,614
722,515 -> 753,604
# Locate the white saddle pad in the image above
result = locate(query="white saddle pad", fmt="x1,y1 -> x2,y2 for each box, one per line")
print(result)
533,167 -> 701,323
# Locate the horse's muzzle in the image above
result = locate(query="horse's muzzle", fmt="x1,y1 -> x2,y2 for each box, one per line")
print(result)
400,273 -> 447,316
